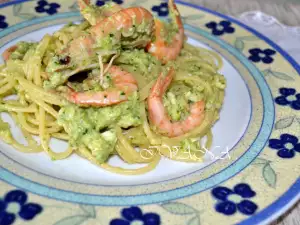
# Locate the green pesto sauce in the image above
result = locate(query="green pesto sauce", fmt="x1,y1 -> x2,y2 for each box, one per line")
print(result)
163,81 -> 204,122
181,138 -> 202,153
57,92 -> 142,163
10,42 -> 37,60
160,11 -> 180,44
123,126 -> 150,147
95,34 -> 120,51
115,49 -> 162,82
68,70 -> 113,92
0,118 -> 13,144
95,17 -> 153,51
82,5 -> 102,26
44,73 -> 65,90
81,2 -> 118,25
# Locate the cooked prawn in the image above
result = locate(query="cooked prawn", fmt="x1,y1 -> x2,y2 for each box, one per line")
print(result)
54,7 -> 154,88
146,0 -> 184,64
62,7 -> 154,65
147,68 -> 205,137
66,65 -> 138,107
78,0 -> 123,26
2,45 -> 17,61
90,6 -> 154,44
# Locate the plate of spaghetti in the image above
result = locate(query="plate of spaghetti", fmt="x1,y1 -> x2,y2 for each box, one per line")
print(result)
0,0 -> 299,224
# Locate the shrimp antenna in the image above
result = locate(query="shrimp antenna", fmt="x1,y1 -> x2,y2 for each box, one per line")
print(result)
103,54 -> 118,76
99,55 -> 104,85
98,54 -> 119,87
77,0 -> 89,11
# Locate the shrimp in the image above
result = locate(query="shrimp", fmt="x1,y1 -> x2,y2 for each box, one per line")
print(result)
2,45 -> 17,61
66,65 -> 138,107
146,0 -> 184,64
50,7 -> 154,89
147,68 -> 205,137
89,7 -> 154,46
78,0 -> 123,26
61,7 -> 154,65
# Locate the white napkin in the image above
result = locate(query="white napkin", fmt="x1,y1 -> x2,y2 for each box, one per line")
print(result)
238,11 -> 300,63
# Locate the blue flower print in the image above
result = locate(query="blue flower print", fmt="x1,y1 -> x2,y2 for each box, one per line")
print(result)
152,3 -> 169,17
248,48 -> 276,64
275,88 -> 300,110
212,183 -> 258,216
269,134 -> 300,159
110,206 -> 160,225
0,15 -> 8,29
35,0 -> 60,15
0,190 -> 42,225
96,0 -> 123,6
205,20 -> 235,36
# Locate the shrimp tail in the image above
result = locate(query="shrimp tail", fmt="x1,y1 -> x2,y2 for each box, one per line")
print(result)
2,45 -> 18,61
78,0 -> 89,12
146,0 -> 184,64
169,0 -> 183,29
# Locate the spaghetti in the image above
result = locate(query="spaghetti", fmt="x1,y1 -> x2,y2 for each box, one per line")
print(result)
0,2 -> 226,175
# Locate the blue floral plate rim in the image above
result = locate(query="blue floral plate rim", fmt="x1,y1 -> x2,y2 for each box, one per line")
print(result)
0,11 -> 275,206
0,1 -> 299,225
181,2 -> 300,223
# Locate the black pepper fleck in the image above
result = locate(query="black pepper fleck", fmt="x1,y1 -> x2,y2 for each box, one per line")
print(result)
59,56 -> 71,65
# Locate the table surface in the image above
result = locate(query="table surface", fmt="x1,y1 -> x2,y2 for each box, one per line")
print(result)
66,0 -> 299,219
185,0 -> 300,224
0,0 -> 299,224
186,0 -> 300,26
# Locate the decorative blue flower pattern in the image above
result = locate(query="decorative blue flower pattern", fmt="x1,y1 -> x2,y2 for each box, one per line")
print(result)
248,48 -> 276,64
269,134 -> 300,159
212,183 -> 258,216
152,3 -> 169,17
0,15 -> 8,29
110,206 -> 160,225
35,0 -> 60,15
96,0 -> 123,6
205,20 -> 235,36
0,190 -> 42,225
275,88 -> 300,110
